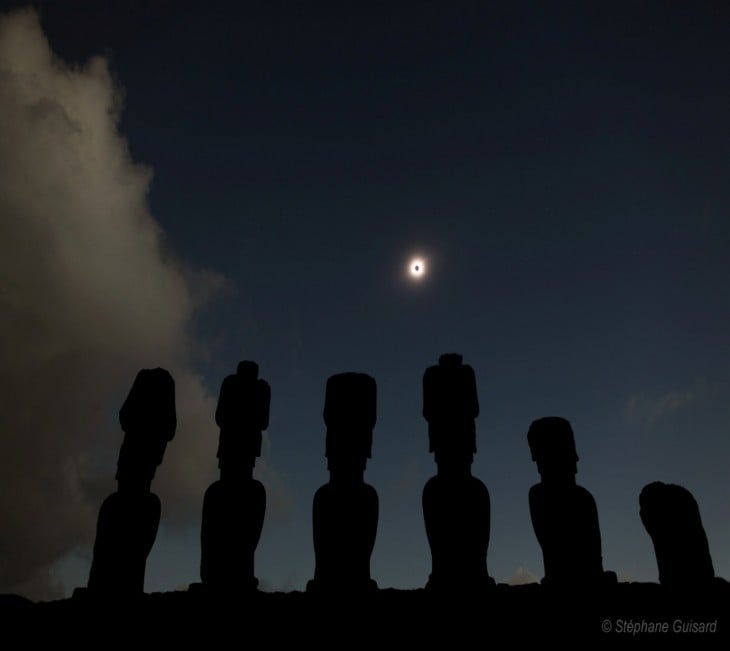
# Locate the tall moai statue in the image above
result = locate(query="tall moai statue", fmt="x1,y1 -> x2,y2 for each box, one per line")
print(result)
200,361 -> 270,591
422,353 -> 493,591
87,368 -> 176,596
640,481 -> 715,587
527,417 -> 615,587
307,372 -> 379,593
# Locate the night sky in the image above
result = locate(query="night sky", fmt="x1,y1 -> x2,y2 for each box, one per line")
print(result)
1,1 -> 728,598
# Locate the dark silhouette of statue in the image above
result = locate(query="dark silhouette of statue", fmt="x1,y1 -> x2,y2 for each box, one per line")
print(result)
640,481 -> 715,587
200,361 -> 270,591
422,353 -> 493,591
527,416 -> 615,587
87,368 -> 176,596
307,372 -> 378,593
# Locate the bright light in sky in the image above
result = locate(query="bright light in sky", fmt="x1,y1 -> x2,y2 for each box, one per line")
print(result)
408,257 -> 426,279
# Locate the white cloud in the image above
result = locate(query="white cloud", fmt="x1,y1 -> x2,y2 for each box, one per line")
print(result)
255,431 -> 295,517
0,8 -> 231,598
623,387 -> 696,426
503,564 -> 540,585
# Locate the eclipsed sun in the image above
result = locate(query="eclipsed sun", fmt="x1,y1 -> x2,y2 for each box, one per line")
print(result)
408,257 -> 426,279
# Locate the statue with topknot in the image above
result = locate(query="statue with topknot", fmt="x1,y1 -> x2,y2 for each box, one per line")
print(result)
307,372 -> 379,593
422,353 -> 493,591
200,361 -> 270,592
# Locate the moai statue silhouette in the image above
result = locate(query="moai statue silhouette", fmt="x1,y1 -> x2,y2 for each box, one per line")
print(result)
200,361 -> 270,591
640,481 -> 715,587
527,416 -> 615,587
88,368 -> 176,596
307,372 -> 378,593
422,353 -> 493,591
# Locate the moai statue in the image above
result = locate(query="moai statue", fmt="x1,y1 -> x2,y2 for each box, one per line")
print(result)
422,353 -> 493,591
527,416 -> 615,587
88,368 -> 176,596
200,361 -> 270,591
307,373 -> 378,593
640,481 -> 715,587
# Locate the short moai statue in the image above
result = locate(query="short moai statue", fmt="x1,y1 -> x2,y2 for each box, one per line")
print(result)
200,361 -> 270,591
527,416 -> 615,587
88,368 -> 176,596
307,373 -> 379,593
422,353 -> 493,591
640,481 -> 715,587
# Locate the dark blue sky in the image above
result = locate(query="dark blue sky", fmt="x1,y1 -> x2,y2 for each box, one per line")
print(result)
6,1 -> 729,592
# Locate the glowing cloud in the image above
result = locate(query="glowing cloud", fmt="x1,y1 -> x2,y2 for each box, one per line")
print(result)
0,8 -> 227,598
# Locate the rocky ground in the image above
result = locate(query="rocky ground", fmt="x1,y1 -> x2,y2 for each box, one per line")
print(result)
3,581 -> 729,645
